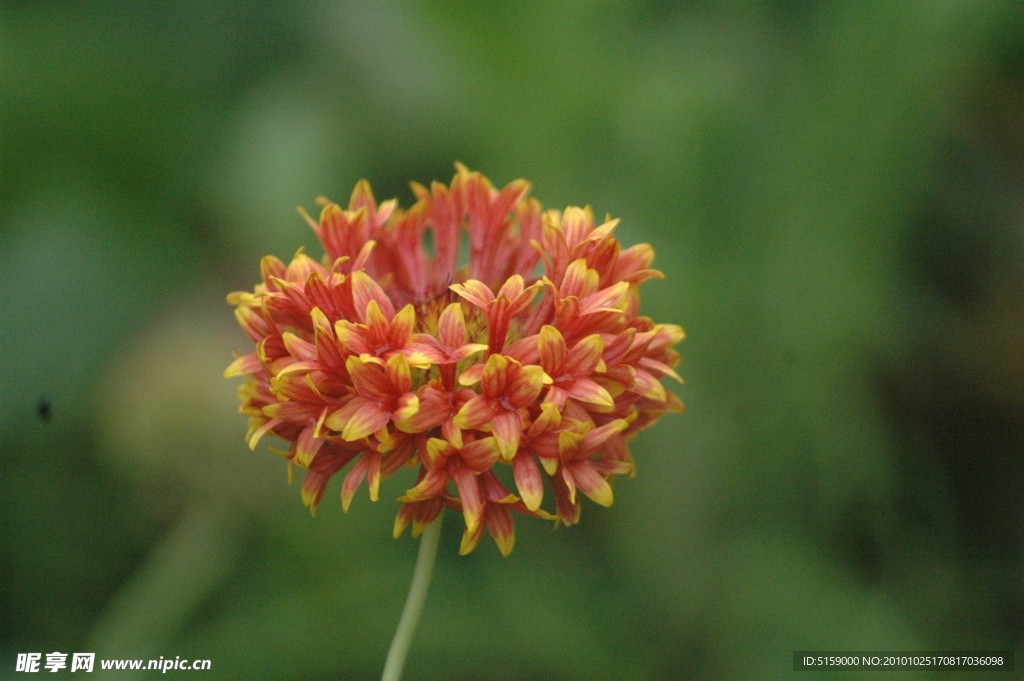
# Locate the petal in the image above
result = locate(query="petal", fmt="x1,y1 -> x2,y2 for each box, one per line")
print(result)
459,521 -> 486,556
565,462 -> 613,507
395,388 -> 450,433
394,502 -> 418,538
437,302 -> 468,348
453,394 -> 499,430
491,412 -> 522,460
364,299 -> 392,344
341,401 -> 391,441
560,258 -> 599,298
495,274 -> 525,301
480,353 -> 510,397
385,353 -> 412,394
632,368 -> 668,402
424,437 -> 455,468
457,362 -> 485,386
390,304 -> 416,346
564,334 -> 605,377
300,470 -> 329,515
450,279 -> 495,308
247,418 -> 282,450
565,378 -> 615,407
365,450 -> 382,502
340,455 -> 369,512
550,471 -> 582,526
224,352 -> 263,378
537,325 -> 566,374
486,504 -> 516,556
411,497 -> 445,537
512,454 -> 544,511
577,418 -> 629,458
451,464 -> 484,536
351,270 -> 395,321
505,363 -> 549,407
401,466 -> 450,502
294,426 -> 325,468
346,355 -> 392,399
459,436 -> 501,471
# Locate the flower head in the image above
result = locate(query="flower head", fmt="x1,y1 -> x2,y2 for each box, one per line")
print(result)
226,164 -> 683,554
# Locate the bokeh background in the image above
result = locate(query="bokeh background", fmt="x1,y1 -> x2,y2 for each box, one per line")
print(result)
3,1 -> 1024,679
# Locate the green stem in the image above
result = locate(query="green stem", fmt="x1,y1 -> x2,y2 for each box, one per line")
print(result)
381,514 -> 443,681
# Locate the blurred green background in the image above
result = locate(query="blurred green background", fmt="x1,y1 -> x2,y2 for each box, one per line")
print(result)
3,1 -> 1024,679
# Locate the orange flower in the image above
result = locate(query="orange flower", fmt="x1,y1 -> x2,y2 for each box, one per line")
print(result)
226,164 -> 683,554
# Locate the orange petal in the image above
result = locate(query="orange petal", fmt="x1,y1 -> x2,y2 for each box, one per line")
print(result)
565,379 -> 614,407
341,401 -> 391,441
351,270 -> 395,321
459,521 -> 486,555
385,353 -> 412,393
491,412 -> 522,460
505,364 -> 549,407
437,302 -> 468,348
224,352 -> 262,378
449,279 -> 494,308
459,437 -> 501,471
452,475 -> 484,537
513,454 -> 543,511
346,355 -> 392,400
402,466 -> 449,502
538,325 -> 566,374
486,504 -> 516,556
424,437 -> 455,468
457,362 -> 485,386
340,456 -> 369,512
566,462 -> 613,507
390,304 -> 416,345
453,394 -> 499,430
564,334 -> 604,377
480,353 -> 510,397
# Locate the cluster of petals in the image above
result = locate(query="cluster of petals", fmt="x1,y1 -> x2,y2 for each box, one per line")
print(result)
226,164 -> 683,555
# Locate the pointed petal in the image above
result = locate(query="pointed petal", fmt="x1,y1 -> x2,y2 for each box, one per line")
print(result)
513,454 -> 544,511
505,364 -> 549,407
346,355 -> 392,399
450,279 -> 495,308
453,394 -> 499,430
459,436 -> 501,471
248,418 -> 282,450
224,353 -> 262,378
402,466 -> 450,502
538,325 -> 567,374
566,462 -> 614,507
451,465 -> 484,536
294,426 -> 325,468
565,379 -> 615,407
437,302 -> 468,348
491,412 -> 522,460
564,334 -> 605,377
390,304 -> 416,345
411,498 -> 445,537
459,521 -> 486,555
385,353 -> 412,393
486,504 -> 516,556
341,401 -> 391,441
457,362 -> 485,386
425,437 -> 455,468
351,270 -> 395,321
480,353 -> 510,397
340,455 -> 370,512
365,450 -> 382,502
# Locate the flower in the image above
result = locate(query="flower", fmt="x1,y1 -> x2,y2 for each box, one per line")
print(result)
225,164 -> 683,555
